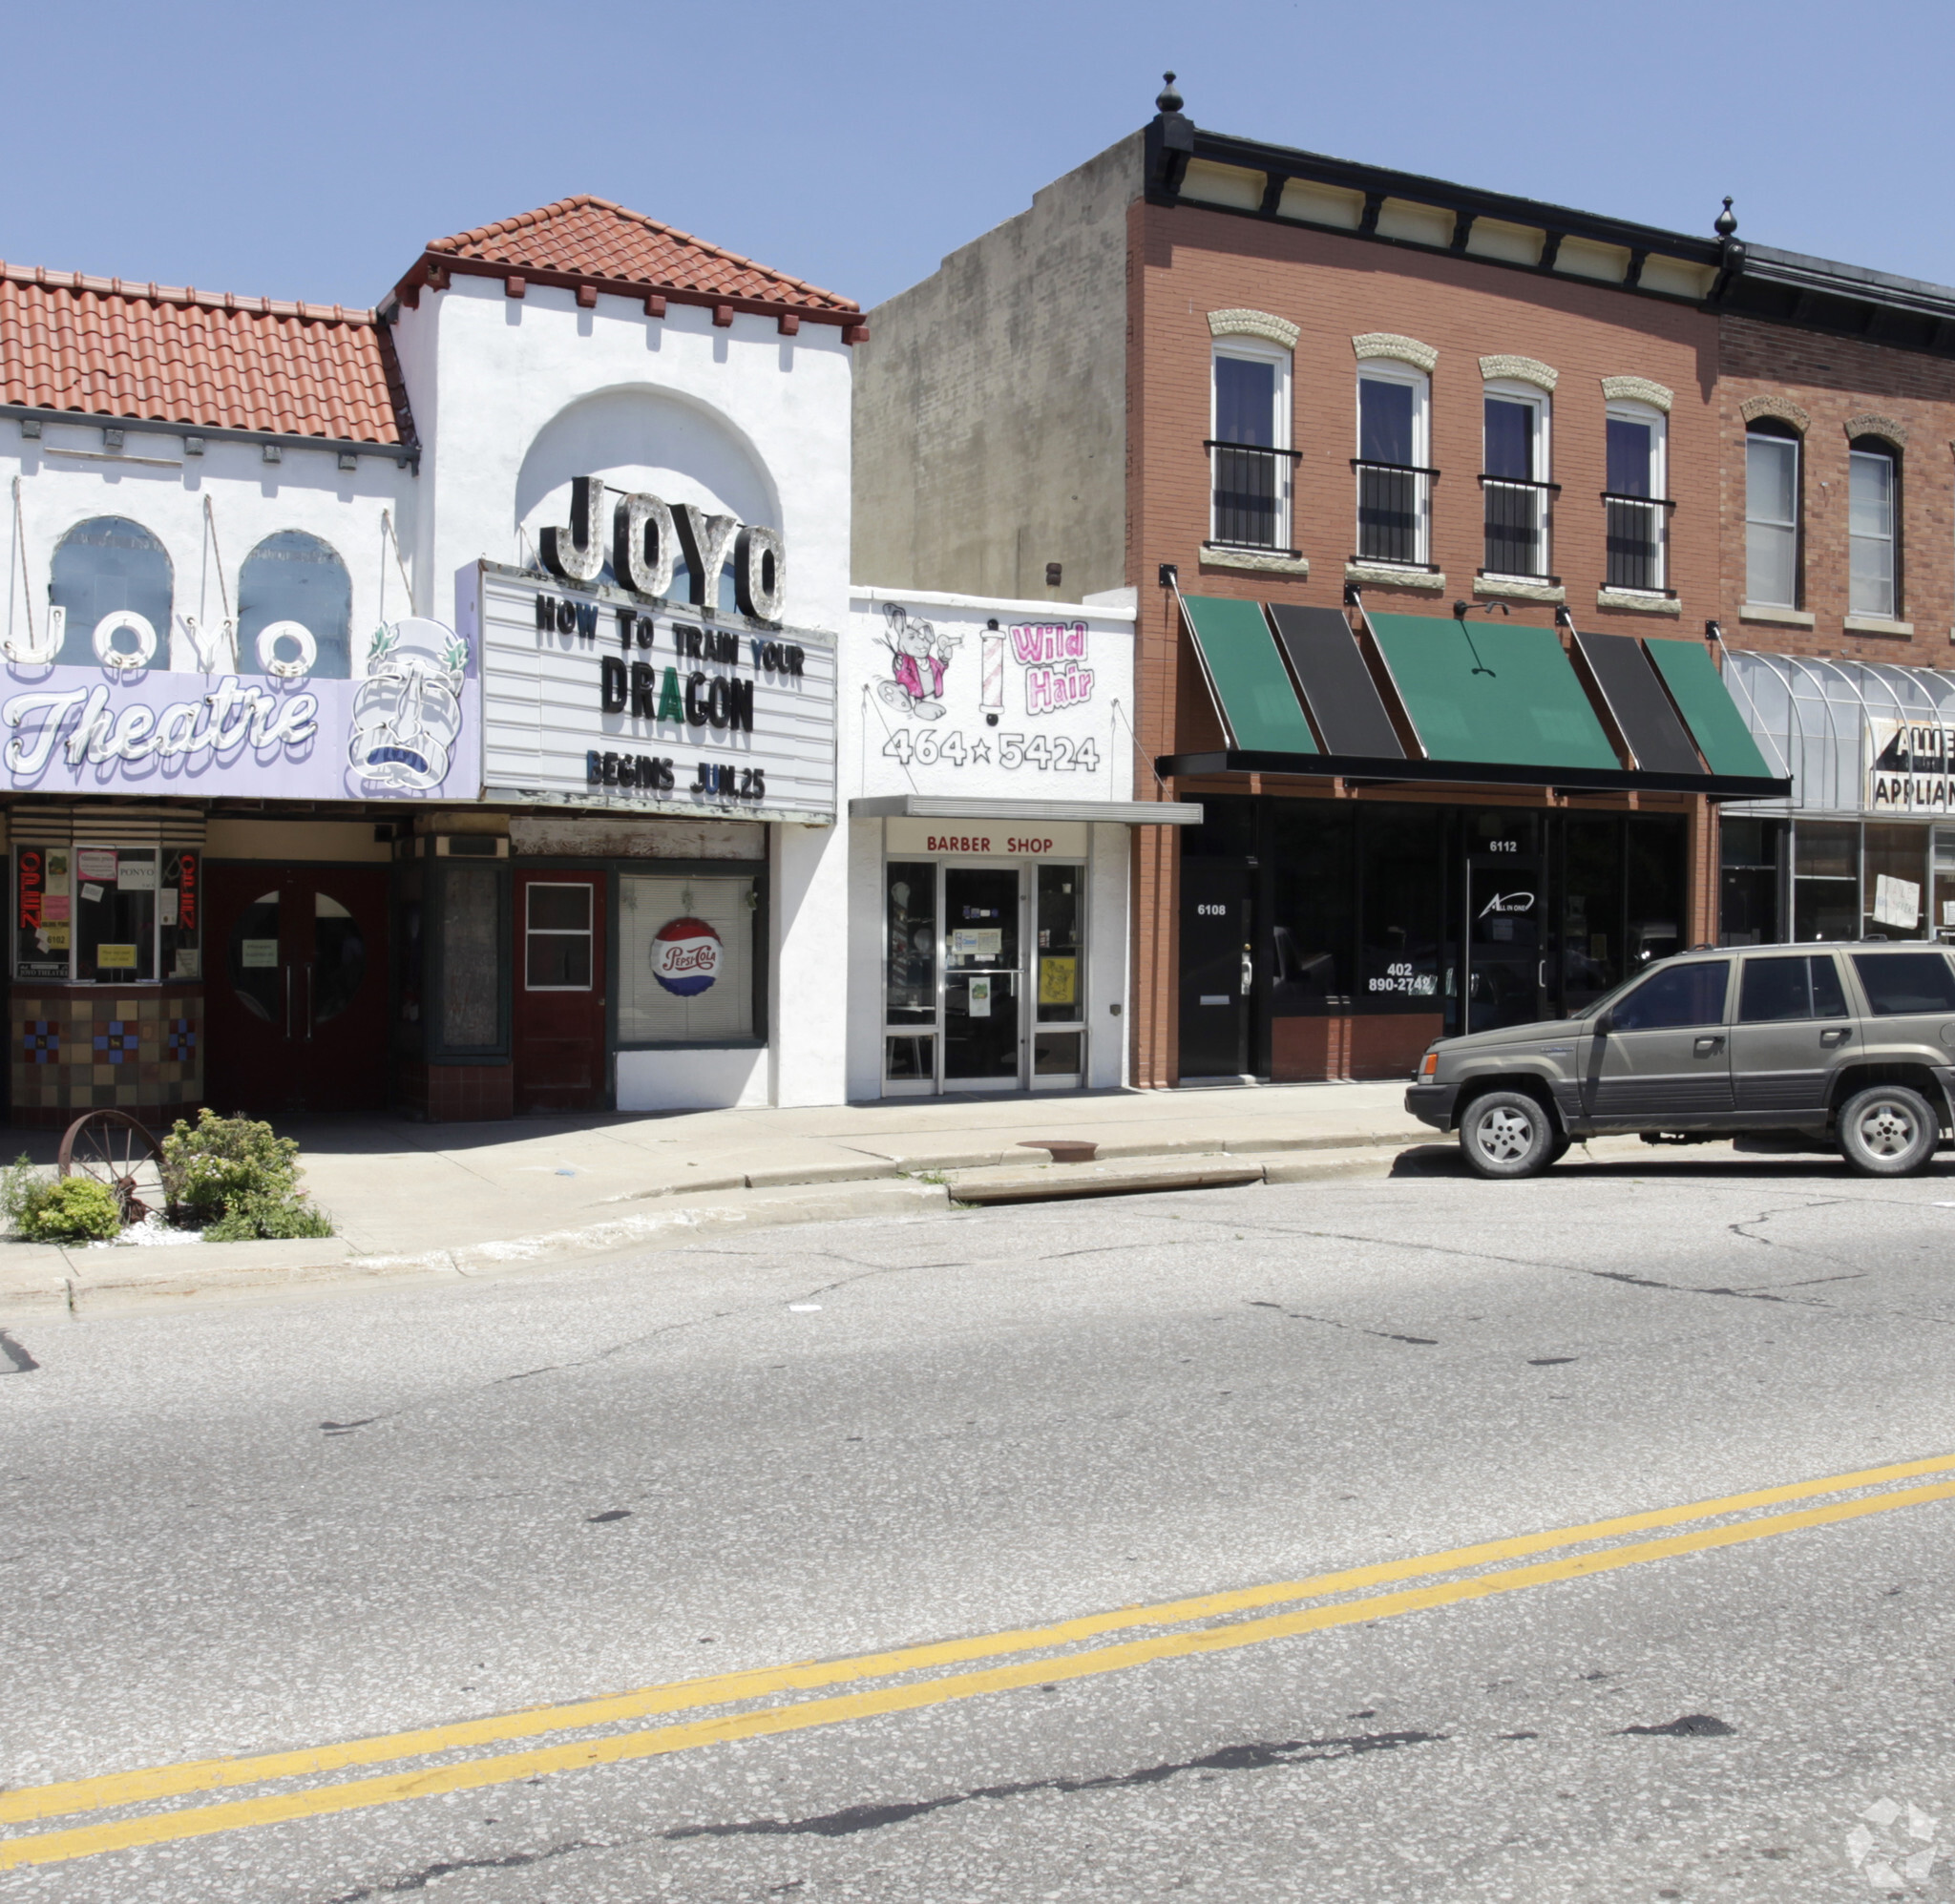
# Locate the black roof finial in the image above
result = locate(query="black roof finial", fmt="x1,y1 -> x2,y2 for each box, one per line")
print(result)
1714,196 -> 1738,239
1156,71 -> 1183,115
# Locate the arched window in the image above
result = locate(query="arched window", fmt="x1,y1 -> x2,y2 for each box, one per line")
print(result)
1744,419 -> 1801,610
238,531 -> 352,679
1848,435 -> 1901,621
48,516 -> 173,670
1356,363 -> 1431,566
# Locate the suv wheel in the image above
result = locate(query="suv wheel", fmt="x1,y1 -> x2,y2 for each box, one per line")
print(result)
1839,1085 -> 1939,1177
1459,1090 -> 1558,1180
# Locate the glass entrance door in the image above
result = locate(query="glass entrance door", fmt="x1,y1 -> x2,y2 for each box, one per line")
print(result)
1464,855 -> 1545,1033
943,866 -> 1021,1088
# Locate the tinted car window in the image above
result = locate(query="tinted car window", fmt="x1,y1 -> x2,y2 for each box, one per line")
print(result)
1609,961 -> 1729,1032
1738,957 -> 1810,1023
1738,954 -> 1851,1023
1811,956 -> 1849,1019
1852,952 -> 1955,1015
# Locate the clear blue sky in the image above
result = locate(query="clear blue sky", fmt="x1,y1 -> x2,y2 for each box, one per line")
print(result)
6,0 -> 1947,314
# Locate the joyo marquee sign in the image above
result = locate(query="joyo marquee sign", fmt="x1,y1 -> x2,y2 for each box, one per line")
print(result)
470,479 -> 836,823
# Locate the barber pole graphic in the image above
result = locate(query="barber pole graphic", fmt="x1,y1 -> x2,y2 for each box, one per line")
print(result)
981,632 -> 1004,711
650,916 -> 722,996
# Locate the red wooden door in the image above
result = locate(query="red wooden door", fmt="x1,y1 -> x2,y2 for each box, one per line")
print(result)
513,872 -> 607,1111
204,866 -> 391,1114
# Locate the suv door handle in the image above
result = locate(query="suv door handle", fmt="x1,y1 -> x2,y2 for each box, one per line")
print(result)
1819,1027 -> 1852,1047
1693,1035 -> 1726,1057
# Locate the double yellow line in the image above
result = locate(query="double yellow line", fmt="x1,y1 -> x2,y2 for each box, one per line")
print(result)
7,1451 -> 1954,1871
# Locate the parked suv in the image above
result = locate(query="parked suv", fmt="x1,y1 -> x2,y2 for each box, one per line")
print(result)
1406,943 -> 1955,1179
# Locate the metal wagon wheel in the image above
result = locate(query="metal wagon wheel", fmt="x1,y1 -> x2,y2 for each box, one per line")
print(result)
58,1110 -> 167,1225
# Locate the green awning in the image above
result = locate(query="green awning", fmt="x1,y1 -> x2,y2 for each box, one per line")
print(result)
1645,638 -> 1774,779
1366,612 -> 1618,771
1181,595 -> 1316,753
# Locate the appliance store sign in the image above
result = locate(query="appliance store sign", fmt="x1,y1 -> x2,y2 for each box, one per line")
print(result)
472,562 -> 836,823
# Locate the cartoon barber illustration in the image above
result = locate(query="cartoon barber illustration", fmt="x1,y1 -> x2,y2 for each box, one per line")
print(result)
876,601 -> 960,721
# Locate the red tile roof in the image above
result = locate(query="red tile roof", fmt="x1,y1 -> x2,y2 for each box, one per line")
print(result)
0,263 -> 412,446
417,196 -> 860,319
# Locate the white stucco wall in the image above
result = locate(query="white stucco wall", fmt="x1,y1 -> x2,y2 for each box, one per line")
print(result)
393,274 -> 856,1107
0,422 -> 414,676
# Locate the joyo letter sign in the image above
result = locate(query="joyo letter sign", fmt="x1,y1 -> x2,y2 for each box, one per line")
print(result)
470,538 -> 836,823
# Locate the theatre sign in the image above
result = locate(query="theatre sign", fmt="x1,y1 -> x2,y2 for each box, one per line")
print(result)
467,560 -> 837,824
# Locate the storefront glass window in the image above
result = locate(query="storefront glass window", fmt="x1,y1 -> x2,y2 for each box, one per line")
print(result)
1719,818 -> 1785,948
1625,817 -> 1686,969
1933,829 -> 1955,943
885,863 -> 935,1026
1794,821 -> 1860,942
1862,823 -> 1928,940
1359,806 -> 1443,1009
440,865 -> 502,1047
14,843 -> 198,984
1035,866 -> 1082,1025
618,873 -> 755,1043
1561,817 -> 1622,1009
1268,801 -> 1354,1010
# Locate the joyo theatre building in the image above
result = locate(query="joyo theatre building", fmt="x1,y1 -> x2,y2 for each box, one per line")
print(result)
2,196 -> 859,1121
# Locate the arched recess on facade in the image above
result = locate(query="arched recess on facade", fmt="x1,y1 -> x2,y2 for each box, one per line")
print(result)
238,529 -> 353,679
514,387 -> 782,612
49,515 -> 173,670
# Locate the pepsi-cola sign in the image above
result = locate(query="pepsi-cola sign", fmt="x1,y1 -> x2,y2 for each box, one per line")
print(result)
651,916 -> 722,996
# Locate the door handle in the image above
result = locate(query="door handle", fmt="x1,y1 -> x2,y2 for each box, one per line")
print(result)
284,963 -> 293,1039
1693,1035 -> 1726,1057
304,963 -> 315,1041
1819,1027 -> 1852,1047
1240,946 -> 1252,996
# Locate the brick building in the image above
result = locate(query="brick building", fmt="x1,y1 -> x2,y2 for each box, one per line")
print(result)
853,79 -> 1955,1090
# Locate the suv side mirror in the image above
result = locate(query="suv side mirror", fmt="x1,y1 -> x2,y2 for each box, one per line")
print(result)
1593,1010 -> 1613,1036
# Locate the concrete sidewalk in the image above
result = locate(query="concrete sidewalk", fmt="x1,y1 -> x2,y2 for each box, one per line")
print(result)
0,1082 -> 1432,1313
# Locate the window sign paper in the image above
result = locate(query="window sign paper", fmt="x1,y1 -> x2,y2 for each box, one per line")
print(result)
41,894 -> 69,923
1873,874 -> 1921,929
44,850 -> 69,892
95,943 -> 137,970
240,938 -> 280,969
116,858 -> 157,891
951,929 -> 1002,958
173,949 -> 201,979
1039,956 -> 1078,1007
43,925 -> 69,952
968,974 -> 992,1017
75,848 -> 117,883
158,889 -> 179,926
79,884 -> 104,905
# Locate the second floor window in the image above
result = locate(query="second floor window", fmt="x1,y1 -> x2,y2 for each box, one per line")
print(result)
1482,387 -> 1551,578
1849,439 -> 1899,619
1356,368 -> 1430,565
1604,405 -> 1668,592
1209,345 -> 1292,551
1745,425 -> 1801,609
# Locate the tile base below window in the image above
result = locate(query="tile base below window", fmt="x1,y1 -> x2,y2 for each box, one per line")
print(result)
1476,575 -> 1566,604
1844,615 -> 1914,638
1201,545 -> 1310,576
1345,561 -> 1446,592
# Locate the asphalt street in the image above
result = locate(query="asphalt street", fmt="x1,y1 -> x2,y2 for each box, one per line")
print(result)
5,1149 -> 1955,1901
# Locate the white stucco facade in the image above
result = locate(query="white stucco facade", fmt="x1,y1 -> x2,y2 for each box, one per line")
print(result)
389,271 -> 856,1110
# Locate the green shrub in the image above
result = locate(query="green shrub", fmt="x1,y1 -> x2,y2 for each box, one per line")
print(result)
161,1110 -> 332,1240
18,1176 -> 122,1243
0,1153 -> 47,1235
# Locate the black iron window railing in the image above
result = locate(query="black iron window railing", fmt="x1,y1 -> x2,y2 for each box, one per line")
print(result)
1205,440 -> 1300,552
1602,492 -> 1675,592
1352,458 -> 1438,566
1479,473 -> 1559,579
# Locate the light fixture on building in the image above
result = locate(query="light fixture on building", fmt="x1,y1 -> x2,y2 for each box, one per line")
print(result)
1045,562 -> 1062,587
262,442 -> 282,465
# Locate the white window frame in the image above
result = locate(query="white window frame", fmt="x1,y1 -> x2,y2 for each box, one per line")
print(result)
1480,379 -> 1552,580
1209,339 -> 1293,552
1849,444 -> 1899,619
523,880 -> 596,993
1604,399 -> 1668,593
1744,427 -> 1801,610
1356,362 -> 1432,566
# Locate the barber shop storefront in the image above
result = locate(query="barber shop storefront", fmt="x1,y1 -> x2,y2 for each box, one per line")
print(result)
1161,596 -> 1786,1082
846,588 -> 1198,1098
1719,652 -> 1955,949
